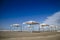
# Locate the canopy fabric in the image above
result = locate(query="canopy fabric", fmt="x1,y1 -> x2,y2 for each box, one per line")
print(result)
23,21 -> 39,25
40,24 -> 49,27
10,24 -> 20,27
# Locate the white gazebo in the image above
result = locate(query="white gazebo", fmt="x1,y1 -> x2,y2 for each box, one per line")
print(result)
40,23 -> 49,32
49,25 -> 57,32
10,24 -> 21,31
23,21 -> 39,32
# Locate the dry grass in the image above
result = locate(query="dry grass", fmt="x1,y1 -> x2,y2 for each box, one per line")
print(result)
0,31 -> 60,40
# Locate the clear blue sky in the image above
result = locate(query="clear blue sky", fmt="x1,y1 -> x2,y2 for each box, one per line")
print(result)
0,0 -> 60,30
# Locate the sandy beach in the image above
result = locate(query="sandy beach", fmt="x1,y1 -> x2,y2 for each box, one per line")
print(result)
0,31 -> 60,40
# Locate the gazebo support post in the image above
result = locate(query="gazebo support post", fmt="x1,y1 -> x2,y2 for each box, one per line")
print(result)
38,24 -> 40,32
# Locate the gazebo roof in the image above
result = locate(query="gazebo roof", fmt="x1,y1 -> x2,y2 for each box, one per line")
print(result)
49,25 -> 56,27
10,24 -> 20,27
40,23 -> 49,26
23,21 -> 39,25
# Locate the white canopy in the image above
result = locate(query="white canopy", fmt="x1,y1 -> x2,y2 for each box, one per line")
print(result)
40,23 -> 49,27
23,21 -> 39,25
10,24 -> 20,27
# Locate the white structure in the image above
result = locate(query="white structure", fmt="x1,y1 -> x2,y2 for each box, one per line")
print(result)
49,25 -> 57,32
10,24 -> 21,31
40,24 -> 49,32
23,21 -> 39,32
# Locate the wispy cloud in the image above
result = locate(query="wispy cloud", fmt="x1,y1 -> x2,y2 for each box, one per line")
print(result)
43,11 -> 60,29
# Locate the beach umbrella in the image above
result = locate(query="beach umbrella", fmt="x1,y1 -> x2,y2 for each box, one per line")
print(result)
10,24 -> 21,31
40,24 -> 49,32
23,21 -> 39,32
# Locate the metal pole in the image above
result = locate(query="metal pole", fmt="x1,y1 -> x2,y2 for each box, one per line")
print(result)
43,27 -> 44,32
39,24 -> 40,32
21,26 -> 22,32
30,24 -> 32,33
20,26 -> 22,32
30,25 -> 32,33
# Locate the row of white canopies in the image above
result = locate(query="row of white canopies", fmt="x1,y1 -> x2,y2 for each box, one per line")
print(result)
10,21 -> 57,32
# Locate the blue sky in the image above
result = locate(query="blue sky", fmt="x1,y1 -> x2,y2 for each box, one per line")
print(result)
0,0 -> 60,30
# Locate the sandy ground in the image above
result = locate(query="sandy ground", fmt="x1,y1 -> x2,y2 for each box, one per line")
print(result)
0,31 -> 60,40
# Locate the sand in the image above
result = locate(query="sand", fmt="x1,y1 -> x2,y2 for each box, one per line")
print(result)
0,31 -> 60,40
